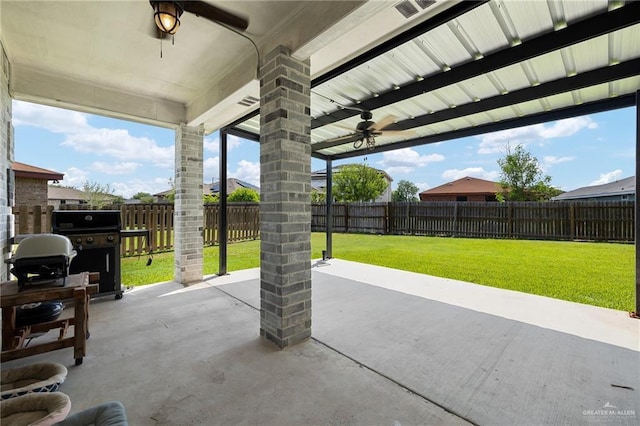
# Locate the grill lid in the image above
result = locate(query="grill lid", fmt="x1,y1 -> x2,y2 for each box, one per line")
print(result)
13,234 -> 77,260
52,210 -> 121,233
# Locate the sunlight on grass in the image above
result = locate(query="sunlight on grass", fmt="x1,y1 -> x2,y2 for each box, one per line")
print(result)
121,233 -> 634,312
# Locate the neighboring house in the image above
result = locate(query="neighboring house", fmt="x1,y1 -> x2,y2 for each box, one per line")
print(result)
12,162 -> 64,207
311,164 -> 393,202
154,178 -> 259,202
551,176 -> 635,202
48,185 -> 120,208
208,178 -> 259,196
420,176 -> 504,202
47,186 -> 87,208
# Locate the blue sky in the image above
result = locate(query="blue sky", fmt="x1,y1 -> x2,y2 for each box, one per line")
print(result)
13,100 -> 635,199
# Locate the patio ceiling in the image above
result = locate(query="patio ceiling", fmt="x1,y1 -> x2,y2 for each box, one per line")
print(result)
0,0 -> 459,133
229,0 -> 640,160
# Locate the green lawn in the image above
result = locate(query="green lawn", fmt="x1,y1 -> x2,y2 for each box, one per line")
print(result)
121,233 -> 635,312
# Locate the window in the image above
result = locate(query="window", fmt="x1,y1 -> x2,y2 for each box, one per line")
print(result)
456,196 -> 467,202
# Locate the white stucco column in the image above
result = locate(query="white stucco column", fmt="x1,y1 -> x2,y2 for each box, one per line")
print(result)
174,123 -> 204,285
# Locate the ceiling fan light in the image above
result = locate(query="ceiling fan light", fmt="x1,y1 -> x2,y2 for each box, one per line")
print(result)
152,1 -> 183,34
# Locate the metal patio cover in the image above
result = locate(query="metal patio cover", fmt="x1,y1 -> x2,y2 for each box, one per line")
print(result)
228,0 -> 640,160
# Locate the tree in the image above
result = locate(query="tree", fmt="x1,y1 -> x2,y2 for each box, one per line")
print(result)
81,181 -> 118,208
392,180 -> 419,202
311,190 -> 326,203
203,193 -> 220,204
165,177 -> 176,203
333,164 -> 388,202
132,192 -> 154,204
497,144 -> 562,201
227,188 -> 260,202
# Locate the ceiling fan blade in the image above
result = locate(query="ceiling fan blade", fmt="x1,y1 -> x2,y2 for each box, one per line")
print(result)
370,114 -> 397,131
326,133 -> 361,143
184,1 -> 249,31
379,130 -> 417,137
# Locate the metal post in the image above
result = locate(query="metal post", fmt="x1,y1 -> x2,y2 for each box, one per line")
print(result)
635,90 -> 640,316
219,130 -> 228,275
326,158 -> 333,259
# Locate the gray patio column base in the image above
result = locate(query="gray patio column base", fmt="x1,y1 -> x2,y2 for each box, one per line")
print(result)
174,123 -> 204,285
259,45 -> 312,349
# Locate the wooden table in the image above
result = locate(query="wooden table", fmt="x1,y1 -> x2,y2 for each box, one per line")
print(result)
1,272 -> 98,365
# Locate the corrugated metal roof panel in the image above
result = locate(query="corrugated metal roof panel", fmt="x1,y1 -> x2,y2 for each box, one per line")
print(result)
232,1 -> 639,160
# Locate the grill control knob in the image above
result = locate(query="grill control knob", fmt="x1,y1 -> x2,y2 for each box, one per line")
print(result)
107,235 -> 114,242
76,238 -> 82,244
87,237 -> 94,244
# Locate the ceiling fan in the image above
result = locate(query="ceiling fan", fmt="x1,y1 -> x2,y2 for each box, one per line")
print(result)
149,1 -> 249,39
331,110 -> 414,150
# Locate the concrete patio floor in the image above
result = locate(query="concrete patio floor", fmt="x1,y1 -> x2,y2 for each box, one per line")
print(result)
3,259 -> 639,425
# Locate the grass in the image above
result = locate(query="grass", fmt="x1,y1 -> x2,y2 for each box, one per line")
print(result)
121,233 -> 635,312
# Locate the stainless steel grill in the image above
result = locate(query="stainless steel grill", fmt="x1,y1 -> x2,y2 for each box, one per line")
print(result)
52,210 -> 123,299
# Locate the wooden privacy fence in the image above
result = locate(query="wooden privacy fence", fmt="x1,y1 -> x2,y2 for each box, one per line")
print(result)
311,201 -> 635,242
13,201 -> 634,250
13,203 -> 260,256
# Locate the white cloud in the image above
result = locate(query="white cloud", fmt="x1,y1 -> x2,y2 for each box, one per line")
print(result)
12,101 -> 91,133
231,160 -> 260,187
539,116 -> 598,138
414,182 -> 430,192
378,148 -> 445,174
543,156 -> 575,166
203,157 -> 220,183
441,167 -> 499,181
91,161 -> 140,175
62,129 -> 174,167
14,101 -> 174,167
111,177 -> 173,199
591,169 -> 623,185
59,167 -> 89,187
477,116 -> 597,154
204,133 -> 242,153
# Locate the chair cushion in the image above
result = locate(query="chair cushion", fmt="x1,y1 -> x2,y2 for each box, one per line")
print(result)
1,362 -> 68,400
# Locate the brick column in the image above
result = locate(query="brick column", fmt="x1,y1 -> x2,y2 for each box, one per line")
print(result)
0,42 -> 13,281
259,46 -> 312,348
174,124 -> 204,285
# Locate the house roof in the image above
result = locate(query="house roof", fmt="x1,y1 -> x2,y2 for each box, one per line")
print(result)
154,178 -> 259,197
420,176 -> 502,196
12,162 -> 63,181
48,186 -> 85,201
552,176 -> 635,201
209,178 -> 259,194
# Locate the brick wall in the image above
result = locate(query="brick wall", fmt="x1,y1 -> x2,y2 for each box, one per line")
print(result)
0,41 -> 13,280
15,177 -> 48,207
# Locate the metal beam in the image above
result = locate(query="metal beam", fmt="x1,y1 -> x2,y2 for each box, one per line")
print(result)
635,89 -> 640,316
311,1 -> 640,129
219,130 -> 229,276
225,126 -> 260,142
325,158 -> 333,260
386,59 -> 640,131
326,95 -> 635,160
312,59 -> 639,153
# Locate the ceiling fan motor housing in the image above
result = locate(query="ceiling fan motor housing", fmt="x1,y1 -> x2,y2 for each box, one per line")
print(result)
356,120 -> 375,131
